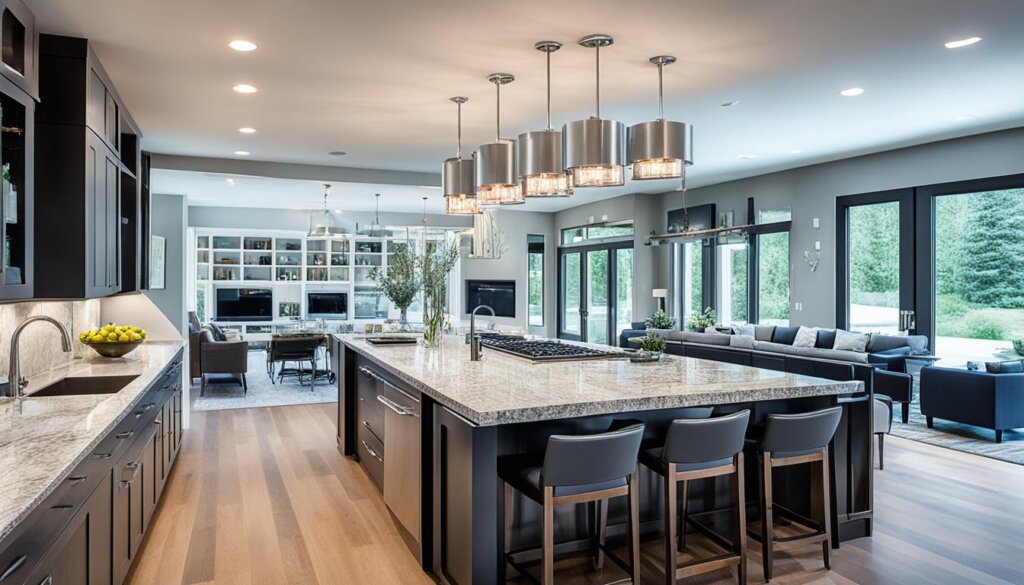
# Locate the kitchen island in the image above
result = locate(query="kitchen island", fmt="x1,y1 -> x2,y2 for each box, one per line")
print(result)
333,334 -> 869,584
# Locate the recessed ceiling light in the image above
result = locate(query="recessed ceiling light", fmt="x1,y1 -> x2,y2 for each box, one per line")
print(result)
738,154 -> 757,160
954,113 -> 978,121
228,40 -> 258,52
225,178 -> 235,185
788,149 -> 802,154
721,100 -> 740,107
840,87 -> 864,97
232,84 -> 258,94
945,37 -> 981,49
238,127 -> 256,134
234,150 -> 250,156
328,151 -> 346,156
334,209 -> 342,213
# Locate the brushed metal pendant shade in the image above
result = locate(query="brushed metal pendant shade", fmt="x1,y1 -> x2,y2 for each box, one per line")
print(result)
629,55 -> 694,180
563,34 -> 626,188
476,73 -> 523,205
518,41 -> 572,197
442,96 -> 480,215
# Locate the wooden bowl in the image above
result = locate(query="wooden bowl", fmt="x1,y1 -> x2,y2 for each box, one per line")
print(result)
82,340 -> 143,358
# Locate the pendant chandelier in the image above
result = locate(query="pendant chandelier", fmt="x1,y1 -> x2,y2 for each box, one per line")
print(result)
629,55 -> 693,180
308,183 -> 345,237
358,193 -> 387,237
518,41 -> 572,198
563,34 -> 625,188
476,73 -> 523,205
442,96 -> 480,215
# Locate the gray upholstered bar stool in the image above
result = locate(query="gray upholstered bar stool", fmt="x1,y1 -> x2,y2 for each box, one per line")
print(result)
640,410 -> 751,585
749,406 -> 843,582
874,395 -> 893,469
499,424 -> 645,584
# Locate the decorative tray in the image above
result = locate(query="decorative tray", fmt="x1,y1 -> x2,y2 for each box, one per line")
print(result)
365,336 -> 418,345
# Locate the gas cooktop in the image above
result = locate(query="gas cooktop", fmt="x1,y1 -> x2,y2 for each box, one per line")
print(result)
479,336 -> 623,362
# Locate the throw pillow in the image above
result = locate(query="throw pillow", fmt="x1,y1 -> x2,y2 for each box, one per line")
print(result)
833,329 -> 869,352
792,326 -> 818,348
815,329 -> 837,349
729,335 -> 755,349
734,323 -> 756,338
985,360 -> 1024,374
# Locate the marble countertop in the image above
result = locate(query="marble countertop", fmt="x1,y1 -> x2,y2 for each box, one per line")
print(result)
0,341 -> 184,542
337,335 -> 863,426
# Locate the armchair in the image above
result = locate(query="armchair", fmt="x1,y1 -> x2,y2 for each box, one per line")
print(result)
197,327 -> 249,396
618,321 -> 648,348
920,367 -> 1024,443
874,369 -> 914,423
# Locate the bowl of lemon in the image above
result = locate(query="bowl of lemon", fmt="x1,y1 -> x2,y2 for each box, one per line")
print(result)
80,324 -> 147,358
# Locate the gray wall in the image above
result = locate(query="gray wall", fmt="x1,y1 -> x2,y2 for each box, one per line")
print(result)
657,126 -> 1024,328
144,193 -> 188,334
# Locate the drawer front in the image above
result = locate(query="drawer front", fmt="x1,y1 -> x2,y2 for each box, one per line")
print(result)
356,423 -> 384,493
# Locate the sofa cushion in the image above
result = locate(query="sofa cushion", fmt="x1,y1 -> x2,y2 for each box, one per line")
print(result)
985,360 -> 1024,374
754,325 -> 776,342
815,329 -> 837,349
729,335 -> 755,349
207,322 -> 229,341
833,329 -> 869,352
771,326 -> 800,345
793,326 -> 818,348
752,341 -> 870,363
734,323 -> 756,338
662,330 -> 732,346
866,333 -> 929,353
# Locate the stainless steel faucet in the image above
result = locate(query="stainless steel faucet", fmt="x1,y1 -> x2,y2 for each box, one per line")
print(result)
5,316 -> 73,398
469,305 -> 495,361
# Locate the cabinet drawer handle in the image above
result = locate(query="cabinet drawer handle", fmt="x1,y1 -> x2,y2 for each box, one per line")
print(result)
376,394 -> 418,418
360,440 -> 383,462
39,576 -> 52,585
67,475 -> 87,485
359,366 -> 419,403
116,431 -> 133,439
49,504 -> 74,510
0,554 -> 28,582
93,452 -> 113,460
117,461 -> 141,487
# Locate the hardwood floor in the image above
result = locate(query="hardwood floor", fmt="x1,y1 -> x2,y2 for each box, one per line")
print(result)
128,401 -> 1024,585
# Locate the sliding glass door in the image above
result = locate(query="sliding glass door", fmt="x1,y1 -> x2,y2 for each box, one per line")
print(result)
559,243 -> 633,345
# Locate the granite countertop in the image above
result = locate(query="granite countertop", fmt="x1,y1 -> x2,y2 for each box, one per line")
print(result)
336,335 -> 863,426
0,341 -> 184,542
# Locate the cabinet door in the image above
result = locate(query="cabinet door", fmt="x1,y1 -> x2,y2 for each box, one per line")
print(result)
105,151 -> 119,290
85,131 -> 119,297
112,427 -> 155,585
0,75 -> 33,300
24,471 -> 113,585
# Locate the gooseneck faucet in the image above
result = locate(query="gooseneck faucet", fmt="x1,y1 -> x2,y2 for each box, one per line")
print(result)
6,316 -> 73,398
469,305 -> 495,361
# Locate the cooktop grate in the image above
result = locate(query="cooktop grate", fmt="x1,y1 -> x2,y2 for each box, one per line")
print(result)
479,336 -> 623,362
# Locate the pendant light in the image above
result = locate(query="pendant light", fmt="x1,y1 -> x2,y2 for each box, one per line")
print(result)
629,55 -> 693,180
358,193 -> 387,237
563,34 -> 625,188
308,183 -> 345,237
442,96 -> 480,215
476,73 -> 523,205
518,41 -> 572,198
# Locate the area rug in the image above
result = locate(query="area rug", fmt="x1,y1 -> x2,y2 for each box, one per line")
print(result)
192,351 -> 338,412
889,392 -> 1024,465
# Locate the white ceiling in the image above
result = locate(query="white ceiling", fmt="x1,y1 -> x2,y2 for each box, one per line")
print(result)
29,0 -> 1024,212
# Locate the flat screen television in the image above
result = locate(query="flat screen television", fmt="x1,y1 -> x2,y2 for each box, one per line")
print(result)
216,288 -> 273,321
307,292 -> 349,320
466,280 -> 515,318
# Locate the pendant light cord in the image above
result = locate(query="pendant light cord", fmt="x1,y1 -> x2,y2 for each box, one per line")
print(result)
546,49 -> 552,130
595,44 -> 601,118
658,61 -> 665,121
456,101 -> 462,158
495,80 -> 501,141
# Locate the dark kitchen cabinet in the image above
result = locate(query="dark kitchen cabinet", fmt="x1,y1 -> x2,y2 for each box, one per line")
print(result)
112,418 -> 157,585
0,72 -> 33,300
34,34 -> 146,299
0,0 -> 38,100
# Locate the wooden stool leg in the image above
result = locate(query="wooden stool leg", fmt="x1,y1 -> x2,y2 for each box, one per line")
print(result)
878,433 -> 885,470
503,481 -> 513,555
821,449 -> 833,571
594,498 -> 608,569
678,479 -> 689,553
664,471 -> 678,585
735,453 -> 748,585
543,486 -> 554,585
760,453 -> 774,582
629,469 -> 641,584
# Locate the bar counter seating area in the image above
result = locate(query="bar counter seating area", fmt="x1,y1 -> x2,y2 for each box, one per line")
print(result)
2,2 -> 1023,585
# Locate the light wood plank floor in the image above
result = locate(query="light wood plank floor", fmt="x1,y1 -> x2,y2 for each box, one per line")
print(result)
128,401 -> 1024,585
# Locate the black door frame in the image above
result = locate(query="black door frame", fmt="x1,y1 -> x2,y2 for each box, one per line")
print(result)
835,188 -> 916,336
557,241 -> 633,344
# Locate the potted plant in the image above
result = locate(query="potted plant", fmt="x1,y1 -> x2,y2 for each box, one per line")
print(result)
645,309 -> 676,331
632,332 -> 667,362
419,242 -> 461,347
367,244 -> 419,330
1014,338 -> 1024,357
686,307 -> 716,332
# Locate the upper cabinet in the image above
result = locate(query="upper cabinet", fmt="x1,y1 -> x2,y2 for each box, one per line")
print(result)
34,34 -> 147,299
0,0 -> 37,99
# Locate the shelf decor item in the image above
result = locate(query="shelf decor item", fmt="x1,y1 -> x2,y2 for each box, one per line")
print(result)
420,242 -> 460,347
368,243 -> 419,330
79,323 -> 147,358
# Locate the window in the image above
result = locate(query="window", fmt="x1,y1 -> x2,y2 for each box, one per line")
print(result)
757,208 -> 792,224
561,222 -> 634,245
527,235 -> 544,327
756,231 -> 790,325
718,242 -> 748,324
677,241 -> 705,324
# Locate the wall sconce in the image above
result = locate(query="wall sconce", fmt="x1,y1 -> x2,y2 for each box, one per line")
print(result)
803,240 -> 821,272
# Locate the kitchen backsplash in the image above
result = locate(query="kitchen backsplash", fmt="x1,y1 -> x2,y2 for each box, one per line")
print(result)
0,299 -> 102,381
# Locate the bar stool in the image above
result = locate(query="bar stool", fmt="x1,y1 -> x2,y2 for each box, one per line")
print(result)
874,395 -> 893,469
750,406 -> 843,582
641,410 -> 751,585
499,424 -> 645,584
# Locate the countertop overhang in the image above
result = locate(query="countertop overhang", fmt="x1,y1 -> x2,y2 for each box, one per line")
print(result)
0,341 -> 185,542
337,335 -> 864,427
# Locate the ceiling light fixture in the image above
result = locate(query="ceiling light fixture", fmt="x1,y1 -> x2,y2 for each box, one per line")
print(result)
518,41 -> 572,198
738,154 -> 757,160
839,87 -> 864,97
945,36 -> 981,49
954,113 -> 978,121
226,178 -> 235,185
232,84 -> 258,94
228,40 -> 257,52
234,150 -> 250,156
563,34 -> 626,188
721,100 -> 740,107
442,97 -> 480,215
308,184 -> 346,237
629,55 -> 694,181
476,73 -> 522,205
328,151 -> 346,156
359,193 -> 387,237
238,127 -> 256,134
788,149 -> 802,154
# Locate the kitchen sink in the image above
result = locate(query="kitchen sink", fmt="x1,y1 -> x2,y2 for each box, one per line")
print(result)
28,374 -> 141,397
